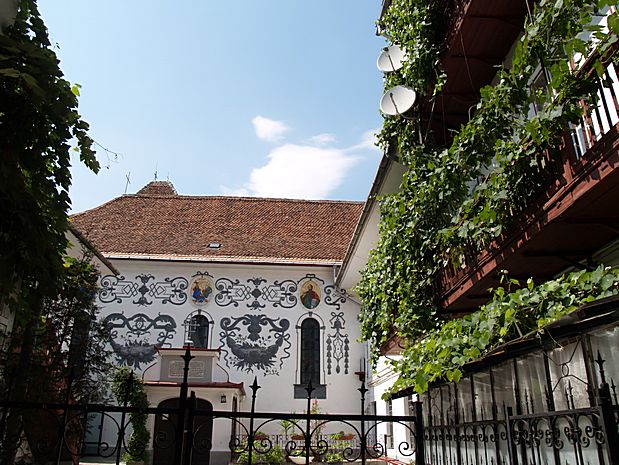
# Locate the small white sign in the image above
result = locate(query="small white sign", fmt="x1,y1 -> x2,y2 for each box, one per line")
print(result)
168,360 -> 206,379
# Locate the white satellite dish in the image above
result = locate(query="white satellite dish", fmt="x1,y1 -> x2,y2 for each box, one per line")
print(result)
377,45 -> 406,72
380,85 -> 417,116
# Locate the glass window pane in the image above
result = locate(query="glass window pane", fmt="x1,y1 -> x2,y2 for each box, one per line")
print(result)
301,318 -> 320,385
515,353 -> 547,414
546,340 -> 590,410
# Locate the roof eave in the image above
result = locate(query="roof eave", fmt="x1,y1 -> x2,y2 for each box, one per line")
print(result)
104,253 -> 343,267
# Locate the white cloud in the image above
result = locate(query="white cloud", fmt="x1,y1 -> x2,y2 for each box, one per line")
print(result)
252,115 -> 289,142
346,128 -> 380,152
221,128 -> 378,199
308,133 -> 336,146
245,144 -> 358,199
219,185 -> 250,196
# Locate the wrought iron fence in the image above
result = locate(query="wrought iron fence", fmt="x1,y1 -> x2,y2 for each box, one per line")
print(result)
2,339 -> 618,465
0,345 -> 424,465
420,339 -> 619,465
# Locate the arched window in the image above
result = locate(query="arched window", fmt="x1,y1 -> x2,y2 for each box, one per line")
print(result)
187,314 -> 210,348
300,318 -> 321,386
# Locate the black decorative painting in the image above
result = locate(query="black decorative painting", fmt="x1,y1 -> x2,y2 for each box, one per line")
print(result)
326,312 -> 349,375
98,274 -> 188,307
214,278 -> 251,307
215,277 -> 297,310
103,312 -> 177,369
150,276 -> 189,305
219,314 -> 291,375
99,275 -> 139,304
323,285 -> 348,310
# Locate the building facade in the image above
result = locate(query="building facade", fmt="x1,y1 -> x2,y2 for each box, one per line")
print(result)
71,181 -> 366,464
337,1 -> 619,465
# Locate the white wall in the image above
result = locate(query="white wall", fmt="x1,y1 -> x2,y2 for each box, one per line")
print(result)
368,356 -> 416,463
95,258 -> 366,457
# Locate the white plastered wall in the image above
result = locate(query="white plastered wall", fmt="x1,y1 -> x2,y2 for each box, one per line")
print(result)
95,258 -> 366,458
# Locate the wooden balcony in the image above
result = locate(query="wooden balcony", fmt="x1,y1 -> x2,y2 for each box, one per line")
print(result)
438,57 -> 619,313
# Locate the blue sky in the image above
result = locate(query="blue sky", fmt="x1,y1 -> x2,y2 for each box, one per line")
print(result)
39,1 -> 387,213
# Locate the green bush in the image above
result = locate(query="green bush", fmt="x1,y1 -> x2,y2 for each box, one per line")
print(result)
325,451 -> 343,464
111,367 -> 150,462
237,443 -> 284,465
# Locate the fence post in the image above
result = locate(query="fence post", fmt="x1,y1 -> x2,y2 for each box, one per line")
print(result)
504,405 -> 518,465
414,401 -> 425,465
595,352 -> 619,464
182,391 -> 197,465
175,343 -> 194,465
115,373 -> 133,465
248,377 -> 261,465
358,380 -> 367,465
55,367 -> 75,465
304,381 -> 315,465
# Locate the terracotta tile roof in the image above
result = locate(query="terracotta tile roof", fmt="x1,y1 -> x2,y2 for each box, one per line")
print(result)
71,182 -> 363,265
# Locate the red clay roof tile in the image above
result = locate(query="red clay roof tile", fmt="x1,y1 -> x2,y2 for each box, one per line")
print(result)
71,182 -> 363,265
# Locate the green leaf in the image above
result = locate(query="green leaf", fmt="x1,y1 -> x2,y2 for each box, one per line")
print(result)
71,83 -> 81,97
608,12 -> 619,36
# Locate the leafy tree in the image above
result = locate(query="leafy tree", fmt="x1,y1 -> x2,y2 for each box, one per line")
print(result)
0,0 -> 99,312
0,254 -> 111,464
0,1 -> 101,462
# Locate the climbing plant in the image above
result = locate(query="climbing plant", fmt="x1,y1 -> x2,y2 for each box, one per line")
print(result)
357,0 -> 619,377
0,3 -> 100,462
112,367 -> 150,462
0,0 -> 99,309
391,266 -> 619,395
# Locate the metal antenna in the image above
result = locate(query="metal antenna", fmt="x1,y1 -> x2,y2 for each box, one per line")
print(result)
124,171 -> 131,194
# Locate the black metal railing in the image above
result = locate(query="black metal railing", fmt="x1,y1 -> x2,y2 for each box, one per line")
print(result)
0,345 -> 424,465
421,341 -> 619,465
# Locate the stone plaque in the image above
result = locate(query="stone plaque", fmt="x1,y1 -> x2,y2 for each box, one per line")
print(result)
168,360 -> 206,379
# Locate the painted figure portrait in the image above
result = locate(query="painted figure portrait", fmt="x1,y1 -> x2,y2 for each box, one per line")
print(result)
191,276 -> 213,306
300,281 -> 320,309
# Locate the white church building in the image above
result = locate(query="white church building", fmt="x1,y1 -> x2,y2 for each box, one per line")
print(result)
71,181 -> 367,464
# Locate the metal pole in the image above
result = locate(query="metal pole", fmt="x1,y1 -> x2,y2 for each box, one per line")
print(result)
182,391 -> 197,465
175,343 -> 194,465
305,381 -> 315,465
115,373 -> 133,465
248,377 -> 261,465
414,401 -> 425,465
358,380 -> 367,465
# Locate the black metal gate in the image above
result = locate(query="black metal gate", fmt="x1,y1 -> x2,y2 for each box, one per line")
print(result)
0,345 -> 424,465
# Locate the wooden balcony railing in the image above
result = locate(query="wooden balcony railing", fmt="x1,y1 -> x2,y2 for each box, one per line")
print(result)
438,48 -> 619,311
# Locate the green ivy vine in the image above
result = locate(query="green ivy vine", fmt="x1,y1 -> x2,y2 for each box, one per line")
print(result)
358,0 -> 619,386
112,367 -> 150,462
0,0 -> 99,312
391,266 -> 619,395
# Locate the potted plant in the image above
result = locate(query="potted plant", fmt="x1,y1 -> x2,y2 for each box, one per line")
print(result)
289,449 -> 310,465
324,451 -> 343,465
332,431 -> 354,441
280,417 -> 294,442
